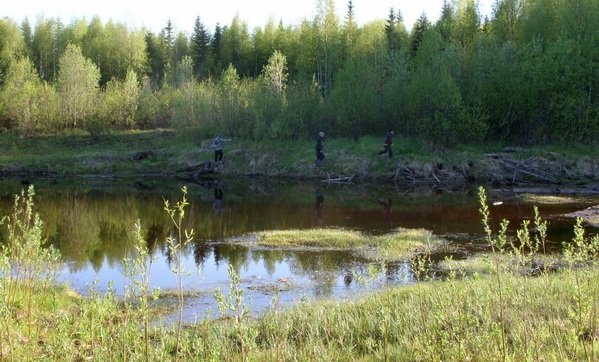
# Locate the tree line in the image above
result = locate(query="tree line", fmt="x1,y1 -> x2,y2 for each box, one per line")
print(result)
1,0 -> 598,144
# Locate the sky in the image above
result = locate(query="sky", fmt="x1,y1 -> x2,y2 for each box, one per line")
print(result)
5,0 -> 495,34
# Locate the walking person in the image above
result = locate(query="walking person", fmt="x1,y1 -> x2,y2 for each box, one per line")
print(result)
378,129 -> 394,158
315,131 -> 325,167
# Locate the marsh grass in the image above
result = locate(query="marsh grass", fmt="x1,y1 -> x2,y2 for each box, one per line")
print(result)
256,227 -> 443,261
1,186 -> 598,361
520,194 -> 579,204
256,228 -> 364,248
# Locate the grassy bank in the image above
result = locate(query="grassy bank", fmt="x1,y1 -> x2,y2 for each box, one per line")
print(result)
1,129 -> 599,184
2,254 -> 598,360
256,227 -> 444,261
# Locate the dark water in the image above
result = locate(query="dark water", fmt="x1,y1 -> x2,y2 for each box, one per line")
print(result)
0,177 -> 597,321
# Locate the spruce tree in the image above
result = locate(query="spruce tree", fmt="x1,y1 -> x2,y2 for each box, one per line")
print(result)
190,16 -> 211,79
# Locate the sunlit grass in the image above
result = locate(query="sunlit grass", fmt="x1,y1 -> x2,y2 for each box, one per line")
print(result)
520,193 -> 578,204
256,227 -> 443,261
256,228 -> 364,248
439,253 -> 564,277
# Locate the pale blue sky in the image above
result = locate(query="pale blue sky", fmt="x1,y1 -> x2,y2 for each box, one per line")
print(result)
6,0 -> 494,33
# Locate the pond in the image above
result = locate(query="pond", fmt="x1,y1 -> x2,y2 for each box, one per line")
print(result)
0,176 -> 597,323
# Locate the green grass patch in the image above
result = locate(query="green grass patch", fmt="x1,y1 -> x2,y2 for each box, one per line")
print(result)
256,228 -> 365,248
439,253 -> 564,277
256,227 -> 443,261
521,193 -> 578,204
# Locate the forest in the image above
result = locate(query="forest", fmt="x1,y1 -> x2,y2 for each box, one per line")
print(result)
1,0 -> 599,144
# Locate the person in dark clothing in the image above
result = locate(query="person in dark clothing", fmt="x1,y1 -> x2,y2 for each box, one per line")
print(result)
378,129 -> 394,158
212,134 -> 231,163
212,134 -> 224,163
315,131 -> 325,167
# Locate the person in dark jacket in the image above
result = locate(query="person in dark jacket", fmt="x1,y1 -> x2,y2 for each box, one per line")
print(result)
315,131 -> 325,167
378,129 -> 394,158
212,134 -> 232,163
212,134 -> 224,163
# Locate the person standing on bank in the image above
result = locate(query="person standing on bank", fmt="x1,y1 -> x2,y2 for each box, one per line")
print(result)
212,134 -> 226,163
315,131 -> 325,167
378,129 -> 394,158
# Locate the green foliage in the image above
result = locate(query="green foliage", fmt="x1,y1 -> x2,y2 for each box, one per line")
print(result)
0,57 -> 53,135
0,18 -> 25,85
0,1 -> 599,143
331,58 -> 380,138
262,50 -> 288,95
57,44 -> 100,129
95,69 -> 139,132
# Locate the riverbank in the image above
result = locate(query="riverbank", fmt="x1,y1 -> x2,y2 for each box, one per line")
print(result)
3,252 -> 598,360
1,129 -> 598,186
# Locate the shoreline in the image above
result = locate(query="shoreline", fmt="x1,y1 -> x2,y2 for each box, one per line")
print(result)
1,130 -> 598,188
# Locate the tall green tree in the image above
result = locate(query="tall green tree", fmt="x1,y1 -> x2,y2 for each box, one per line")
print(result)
436,1 -> 455,43
98,69 -> 139,130
410,13 -> 431,58
172,31 -> 189,66
0,18 -> 25,85
331,58 -> 379,139
454,0 -> 481,49
57,44 -> 100,128
210,23 -> 223,75
314,0 -> 342,96
21,18 -> 33,58
0,57 -> 45,134
220,16 -> 253,77
385,8 -> 406,53
190,16 -> 211,79
344,0 -> 359,53
262,50 -> 288,96
491,0 -> 523,42
145,31 -> 167,87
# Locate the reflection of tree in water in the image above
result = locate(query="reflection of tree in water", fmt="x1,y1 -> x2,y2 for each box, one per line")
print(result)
211,244 -> 250,273
311,271 -> 338,296
193,243 -> 211,266
145,223 -> 167,256
287,250 -> 354,275
26,192 -> 172,272
251,249 -> 286,276
285,250 -> 357,296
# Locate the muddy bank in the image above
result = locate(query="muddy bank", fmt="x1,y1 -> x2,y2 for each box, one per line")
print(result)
565,205 -> 599,227
390,151 -> 599,187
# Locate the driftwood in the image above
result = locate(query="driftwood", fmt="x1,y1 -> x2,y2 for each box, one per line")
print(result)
489,154 -> 561,184
176,161 -> 220,181
321,174 -> 354,184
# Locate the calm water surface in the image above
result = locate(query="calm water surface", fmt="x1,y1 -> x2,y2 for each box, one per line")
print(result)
0,177 -> 597,321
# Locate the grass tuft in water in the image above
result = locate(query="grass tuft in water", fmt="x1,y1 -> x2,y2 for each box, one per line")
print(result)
256,227 -> 444,261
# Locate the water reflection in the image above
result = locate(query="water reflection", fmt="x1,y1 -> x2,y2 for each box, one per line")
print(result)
315,187 -> 324,226
213,184 -> 224,216
0,177 -> 597,317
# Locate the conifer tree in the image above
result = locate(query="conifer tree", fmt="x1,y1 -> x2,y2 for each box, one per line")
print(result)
190,16 -> 211,79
